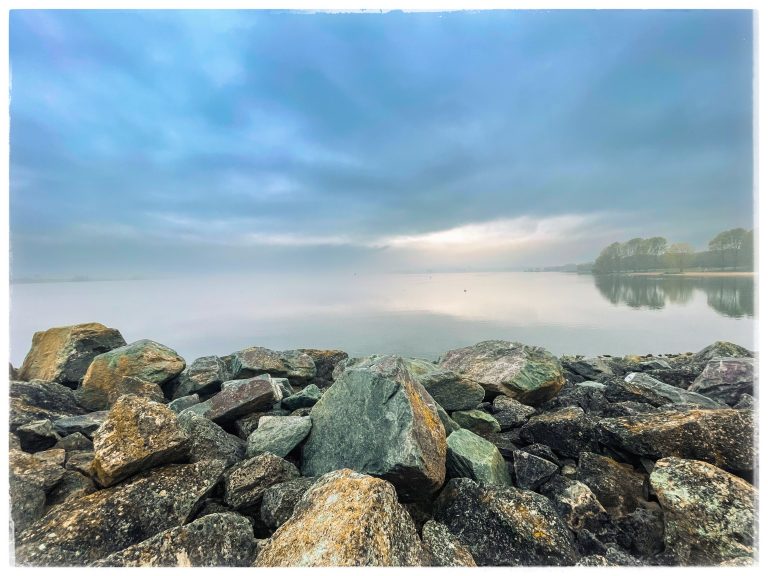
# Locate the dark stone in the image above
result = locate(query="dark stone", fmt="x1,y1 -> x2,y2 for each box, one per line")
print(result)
689,358 -> 755,406
734,394 -> 755,410
519,407 -> 600,458
281,384 -> 322,411
539,475 -> 614,538
602,401 -> 658,418
54,432 -> 93,452
172,355 -> 229,400
52,411 -> 108,438
45,470 -> 96,509
575,452 -> 648,518
223,452 -> 300,514
538,381 -> 610,415
606,372 -> 724,408
16,419 -> 61,452
615,508 -> 665,559
229,346 -> 316,383
260,476 -> 318,529
512,450 -> 558,490
421,520 -> 477,566
296,348 -> 348,386
199,375 -> 283,424
168,394 -> 200,413
10,379 -> 86,432
491,395 -> 536,430
9,449 -> 66,536
177,410 -> 246,467
692,341 -> 752,371
561,356 -> 615,381
517,443 -> 562,466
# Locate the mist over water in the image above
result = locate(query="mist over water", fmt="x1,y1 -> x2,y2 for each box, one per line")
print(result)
9,272 -> 754,367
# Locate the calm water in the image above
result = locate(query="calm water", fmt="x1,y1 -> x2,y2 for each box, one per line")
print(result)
9,272 -> 755,367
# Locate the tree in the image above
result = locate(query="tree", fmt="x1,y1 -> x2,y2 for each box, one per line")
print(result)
708,228 -> 748,269
646,237 -> 668,269
666,243 -> 695,273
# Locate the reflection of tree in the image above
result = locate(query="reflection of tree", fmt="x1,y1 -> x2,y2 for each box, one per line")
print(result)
593,275 -> 753,318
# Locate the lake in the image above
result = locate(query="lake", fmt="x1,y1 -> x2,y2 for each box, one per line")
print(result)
9,272 -> 755,367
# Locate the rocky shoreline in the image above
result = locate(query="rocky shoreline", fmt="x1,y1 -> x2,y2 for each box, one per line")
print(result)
9,323 -> 757,566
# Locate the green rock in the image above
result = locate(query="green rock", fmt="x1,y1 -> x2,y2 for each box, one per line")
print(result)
246,415 -> 312,458
451,410 -> 501,434
436,404 -> 461,436
282,384 -> 322,411
446,429 -> 511,486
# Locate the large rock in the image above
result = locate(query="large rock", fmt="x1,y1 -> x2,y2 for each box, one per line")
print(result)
297,348 -> 348,386
91,395 -> 191,487
433,478 -> 578,566
52,411 -> 108,438
598,408 -> 754,472
650,457 -> 756,564
606,372 -> 724,408
172,355 -> 228,399
78,340 -> 185,410
177,410 -> 245,467
512,449 -> 558,490
302,355 -> 446,500
246,415 -> 312,458
451,409 -> 501,435
255,469 -> 424,567
575,452 -> 647,518
223,452 -> 300,513
45,470 -> 96,509
15,460 -> 226,566
538,381 -> 610,415
561,356 -> 615,381
404,357 -> 485,411
9,448 -> 66,535
230,346 -> 316,382
16,419 -> 61,452
195,374 -> 284,424
93,512 -> 256,567
18,323 -> 126,386
692,341 -> 752,370
689,358 -> 755,406
538,475 -> 612,537
10,379 -> 86,432
446,428 -> 511,486
281,384 -> 322,411
421,520 -> 477,566
519,407 -> 600,458
491,395 -> 536,430
439,340 -> 565,405
260,477 -> 319,529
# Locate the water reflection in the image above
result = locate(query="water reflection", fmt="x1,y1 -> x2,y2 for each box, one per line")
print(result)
593,275 -> 754,318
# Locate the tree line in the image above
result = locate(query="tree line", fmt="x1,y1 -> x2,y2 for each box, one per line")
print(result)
592,228 -> 754,274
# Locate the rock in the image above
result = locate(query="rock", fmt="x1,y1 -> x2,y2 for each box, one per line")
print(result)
446,428 -> 511,486
519,407 -> 599,458
404,357 -> 485,411
177,410 -> 245,467
54,432 -> 93,452
65,450 -> 95,476
538,475 -> 612,537
451,409 -> 501,434
234,412 -> 268,439
433,477 -> 578,566
290,406 -> 312,417
255,469 -> 423,567
246,415 -> 312,458
34,448 -> 66,467
93,512 -> 256,567
16,419 -> 61,452
52,411 -> 108,438
606,372 -> 724,408
577,546 -> 643,566
168,393 -> 200,413
197,375 -> 284,424
91,395 -> 191,487
301,355 -> 446,501
439,340 -> 565,406
223,452 -> 300,514
562,356 -> 615,381
734,393 -> 755,410
18,322 -> 127,386
512,449 -> 558,490
517,443 -> 562,466
260,477 -> 318,529
422,520 -> 477,566
281,384 -> 322,411
538,381 -> 610,414
575,452 -> 647,518
15,460 -> 226,566
45,470 -> 96,508
78,340 -> 185,410
436,404 -> 461,435
603,400 -> 658,418
297,348 -> 348,386
615,508 -> 665,558
689,358 -> 755,406
230,346 -> 316,383
9,448 -> 66,535
491,395 -> 536,430
10,379 -> 86,431
598,408 -> 754,472
639,358 -> 672,370
171,355 -> 228,399
692,341 -> 752,370
650,457 -> 756,564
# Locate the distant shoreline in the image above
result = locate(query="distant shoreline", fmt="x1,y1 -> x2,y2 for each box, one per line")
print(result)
622,271 -> 754,278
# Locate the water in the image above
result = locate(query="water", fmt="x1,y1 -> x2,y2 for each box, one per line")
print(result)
9,272 -> 755,366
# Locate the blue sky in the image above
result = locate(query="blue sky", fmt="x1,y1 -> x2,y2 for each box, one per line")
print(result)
10,10 -> 753,277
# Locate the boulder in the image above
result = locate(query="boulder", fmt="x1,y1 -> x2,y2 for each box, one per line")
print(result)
9,448 -> 66,535
45,470 -> 96,508
255,469 -> 424,567
517,443 -> 562,466
562,356 -> 615,381
692,341 -> 752,370
421,520 -> 477,566
446,428 -> 511,486
246,415 -> 312,458
171,355 -> 228,399
297,348 -> 348,386
168,393 -> 200,413
33,448 -> 66,467
260,477 -> 318,529
606,372 -> 724,408
16,419 -> 61,452
439,340 -> 565,405
433,478 -> 578,565
78,340 -> 185,410
575,452 -> 647,518
18,322 -> 126,386
538,381 -> 610,414
177,410 -> 245,467
519,407 -> 600,458
91,395 -> 191,487
615,508 -> 665,559
403,357 -> 485,411
689,358 -> 755,406
301,355 -> 446,501
451,409 -> 501,435
93,512 -> 256,567
512,449 -> 558,490
15,460 -> 226,566
230,346 -> 316,382
734,393 -> 755,410
52,411 -> 108,438
65,450 -> 95,476
54,431 -> 93,452
598,408 -> 754,472
196,375 -> 284,424
538,475 -> 613,537
281,384 -> 322,411
10,379 -> 86,432
650,457 -> 756,564
223,452 -> 300,514
491,395 -> 536,430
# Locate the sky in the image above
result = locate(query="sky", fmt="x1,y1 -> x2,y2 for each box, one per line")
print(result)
9,9 -> 754,278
